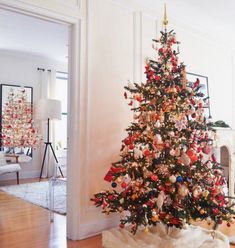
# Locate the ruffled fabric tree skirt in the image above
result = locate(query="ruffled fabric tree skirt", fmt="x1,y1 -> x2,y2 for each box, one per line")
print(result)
102,224 -> 229,248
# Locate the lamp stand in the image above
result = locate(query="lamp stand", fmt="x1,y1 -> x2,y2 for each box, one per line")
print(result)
39,118 -> 64,180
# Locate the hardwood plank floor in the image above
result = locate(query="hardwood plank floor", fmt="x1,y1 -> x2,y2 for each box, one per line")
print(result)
0,178 -> 102,248
0,178 -> 234,247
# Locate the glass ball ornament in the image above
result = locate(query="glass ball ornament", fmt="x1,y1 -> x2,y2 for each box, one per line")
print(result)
151,215 -> 159,222
178,184 -> 189,197
193,186 -> 202,197
200,209 -> 205,215
111,182 -> 117,188
176,176 -> 183,182
116,177 -> 122,183
169,175 -> 177,183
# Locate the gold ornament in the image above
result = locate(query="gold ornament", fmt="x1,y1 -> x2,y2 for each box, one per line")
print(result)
202,190 -> 209,198
143,227 -> 149,233
163,4 -> 168,27
116,177 -> 122,183
151,215 -> 159,222
178,184 -> 189,197
131,194 -> 138,200
200,209 -> 205,215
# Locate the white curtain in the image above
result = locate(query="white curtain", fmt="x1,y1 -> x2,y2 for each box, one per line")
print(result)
38,69 -> 57,178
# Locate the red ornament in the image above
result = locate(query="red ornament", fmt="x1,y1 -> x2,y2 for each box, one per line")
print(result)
145,65 -> 150,73
211,154 -> 217,163
198,102 -> 203,108
128,100 -> 133,106
119,223 -> 125,229
158,48 -> 164,54
111,167 -> 126,173
129,144 -> 135,150
102,202 -> 108,208
151,175 -> 158,181
213,208 -> 219,214
146,201 -> 154,208
121,182 -> 127,188
190,143 -> 195,148
170,217 -> 180,225
144,149 -> 151,156
155,75 -> 161,81
124,137 -> 132,145
186,149 -> 198,163
124,92 -> 127,99
193,78 -> 200,88
104,170 -> 114,182
135,95 -> 142,102
94,198 -> 100,203
108,195 -> 114,200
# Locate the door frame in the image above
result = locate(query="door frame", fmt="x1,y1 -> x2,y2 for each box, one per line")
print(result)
0,0 -> 87,240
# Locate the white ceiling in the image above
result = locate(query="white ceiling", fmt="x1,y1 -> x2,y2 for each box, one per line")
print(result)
0,8 -> 68,63
136,0 -> 235,47
0,1 -> 233,62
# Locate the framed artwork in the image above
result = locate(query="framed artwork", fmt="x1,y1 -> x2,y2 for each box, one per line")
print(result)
186,72 -> 211,118
0,84 -> 33,157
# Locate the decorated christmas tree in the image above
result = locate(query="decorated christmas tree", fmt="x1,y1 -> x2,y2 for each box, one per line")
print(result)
91,8 -> 235,234
1,87 -> 41,150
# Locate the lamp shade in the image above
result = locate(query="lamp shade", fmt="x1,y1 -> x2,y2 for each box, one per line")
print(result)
35,98 -> 61,120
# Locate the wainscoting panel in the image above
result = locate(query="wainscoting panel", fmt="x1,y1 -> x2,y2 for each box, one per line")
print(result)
79,0 -> 136,236
140,12 -> 158,82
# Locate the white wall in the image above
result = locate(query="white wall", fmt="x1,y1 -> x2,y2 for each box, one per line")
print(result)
0,50 -> 67,181
76,0 -> 235,239
174,26 -> 233,127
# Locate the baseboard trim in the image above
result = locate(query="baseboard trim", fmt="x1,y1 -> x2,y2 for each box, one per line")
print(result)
73,216 -> 119,240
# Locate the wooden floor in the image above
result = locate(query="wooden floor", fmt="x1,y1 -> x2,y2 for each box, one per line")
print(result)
0,179 -> 234,248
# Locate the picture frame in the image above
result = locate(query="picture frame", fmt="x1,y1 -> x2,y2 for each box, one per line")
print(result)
0,84 -> 33,157
186,72 -> 211,118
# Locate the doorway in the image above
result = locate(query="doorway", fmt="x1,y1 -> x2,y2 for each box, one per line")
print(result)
0,2 -> 82,241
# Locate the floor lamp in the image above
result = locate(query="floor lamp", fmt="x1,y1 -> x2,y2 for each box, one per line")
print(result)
35,99 -> 64,180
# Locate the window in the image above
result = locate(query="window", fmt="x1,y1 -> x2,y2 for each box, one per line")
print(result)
54,72 -> 68,152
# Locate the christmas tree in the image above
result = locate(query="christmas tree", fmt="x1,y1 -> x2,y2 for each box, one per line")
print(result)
1,87 -> 41,150
91,9 -> 235,234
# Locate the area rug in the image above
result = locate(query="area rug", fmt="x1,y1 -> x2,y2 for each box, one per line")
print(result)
0,181 -> 66,214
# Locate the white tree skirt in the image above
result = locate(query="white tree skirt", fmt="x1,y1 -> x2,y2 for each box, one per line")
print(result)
102,223 -> 230,248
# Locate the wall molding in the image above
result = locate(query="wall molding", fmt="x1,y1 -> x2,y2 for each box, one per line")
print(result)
0,0 -> 86,241
84,0 -> 137,212
0,0 -> 79,24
